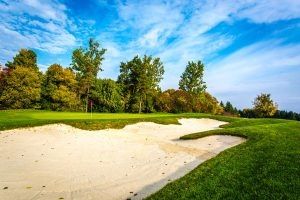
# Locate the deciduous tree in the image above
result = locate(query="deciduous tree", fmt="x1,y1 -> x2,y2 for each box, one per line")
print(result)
91,79 -> 124,112
253,93 -> 278,117
118,55 -> 164,113
0,67 -> 41,109
179,61 -> 206,94
42,64 -> 79,110
71,39 -> 106,112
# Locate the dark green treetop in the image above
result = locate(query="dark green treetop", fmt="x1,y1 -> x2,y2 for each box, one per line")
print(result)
71,38 -> 106,112
118,55 -> 164,113
6,49 -> 38,71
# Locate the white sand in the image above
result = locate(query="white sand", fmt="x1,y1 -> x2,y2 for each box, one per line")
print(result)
0,118 -> 245,200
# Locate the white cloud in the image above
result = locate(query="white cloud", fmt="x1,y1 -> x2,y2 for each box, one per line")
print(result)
2,0 -> 300,112
236,0 -> 300,23
0,0 -> 67,23
206,40 -> 300,111
102,1 -> 300,109
0,0 -> 77,64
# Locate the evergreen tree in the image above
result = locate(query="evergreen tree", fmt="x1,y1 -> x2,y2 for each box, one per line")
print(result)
6,49 -> 38,71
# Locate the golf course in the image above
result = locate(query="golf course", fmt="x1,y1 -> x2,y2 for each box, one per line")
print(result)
1,1 -> 300,199
0,110 -> 299,199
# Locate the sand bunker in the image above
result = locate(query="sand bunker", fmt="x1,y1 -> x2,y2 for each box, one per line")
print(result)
0,118 -> 245,200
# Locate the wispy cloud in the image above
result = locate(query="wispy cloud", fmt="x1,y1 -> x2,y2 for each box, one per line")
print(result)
0,0 -> 92,64
97,0 -> 300,111
1,0 -> 300,111
206,40 -> 300,111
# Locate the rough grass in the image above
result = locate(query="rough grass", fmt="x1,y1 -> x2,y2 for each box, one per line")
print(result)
0,110 -> 299,199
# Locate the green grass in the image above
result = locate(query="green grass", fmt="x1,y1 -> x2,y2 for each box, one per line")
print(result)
148,119 -> 300,200
0,110 -> 227,130
0,110 -> 299,199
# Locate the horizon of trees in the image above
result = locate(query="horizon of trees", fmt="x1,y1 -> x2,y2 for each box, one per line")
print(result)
0,39 -> 222,114
0,39 -> 299,121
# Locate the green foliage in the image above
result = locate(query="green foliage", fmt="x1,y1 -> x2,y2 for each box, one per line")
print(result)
91,79 -> 124,112
0,67 -> 41,109
155,90 -> 223,114
220,101 -> 224,108
270,110 -> 300,121
179,61 -> 206,94
196,92 -> 223,114
239,108 -> 257,118
2,47 -> 293,122
253,93 -> 278,117
220,101 -> 239,115
155,89 -> 193,113
0,68 -> 8,96
51,86 -> 79,110
118,55 -> 164,113
42,64 -> 80,111
6,49 -> 38,71
71,38 -> 106,112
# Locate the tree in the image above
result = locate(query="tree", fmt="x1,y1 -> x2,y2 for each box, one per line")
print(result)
225,101 -> 233,113
0,67 -> 41,109
220,101 -> 224,108
118,55 -> 164,113
0,67 -> 10,97
42,64 -> 79,111
90,79 -> 124,112
6,49 -> 38,71
253,93 -> 278,117
71,38 -> 106,112
154,89 -> 174,113
273,110 -> 300,121
179,61 -> 206,94
196,92 -> 223,114
155,89 -> 223,114
240,108 -> 256,118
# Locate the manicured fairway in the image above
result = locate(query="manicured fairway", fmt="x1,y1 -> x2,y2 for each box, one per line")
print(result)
148,119 -> 300,200
0,110 -> 220,130
0,110 -> 299,199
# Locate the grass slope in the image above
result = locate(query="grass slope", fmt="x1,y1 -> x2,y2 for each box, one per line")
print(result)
148,119 -> 300,200
0,110 -> 299,199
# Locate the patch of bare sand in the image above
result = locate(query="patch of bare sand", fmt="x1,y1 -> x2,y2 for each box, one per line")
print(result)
0,118 -> 245,200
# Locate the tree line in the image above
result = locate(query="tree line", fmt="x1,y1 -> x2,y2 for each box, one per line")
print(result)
220,94 -> 300,121
0,38 -> 299,120
0,39 -> 222,114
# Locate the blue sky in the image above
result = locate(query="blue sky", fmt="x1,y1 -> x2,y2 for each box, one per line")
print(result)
1,0 -> 300,111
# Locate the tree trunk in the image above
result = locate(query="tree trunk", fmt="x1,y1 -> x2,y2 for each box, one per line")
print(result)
85,87 -> 89,113
138,97 -> 142,114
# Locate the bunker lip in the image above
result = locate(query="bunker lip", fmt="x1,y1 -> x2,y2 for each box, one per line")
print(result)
0,118 -> 245,200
